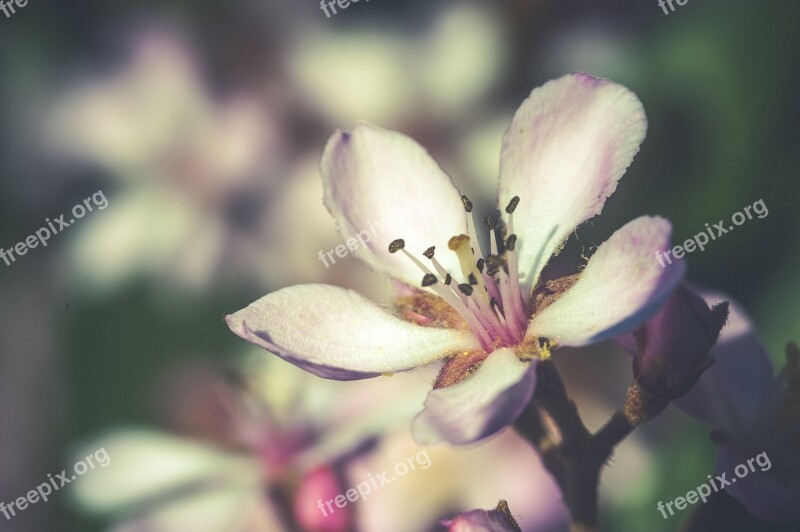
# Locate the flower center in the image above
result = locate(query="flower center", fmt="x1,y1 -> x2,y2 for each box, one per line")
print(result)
389,196 -> 529,352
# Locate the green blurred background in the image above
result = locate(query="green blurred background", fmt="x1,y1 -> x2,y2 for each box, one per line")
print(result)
0,0 -> 798,530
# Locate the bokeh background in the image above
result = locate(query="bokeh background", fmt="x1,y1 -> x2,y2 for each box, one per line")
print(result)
0,0 -> 798,530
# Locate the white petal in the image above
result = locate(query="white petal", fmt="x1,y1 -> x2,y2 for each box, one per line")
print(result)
498,73 -> 647,291
321,123 -> 469,287
412,349 -> 537,445
529,216 -> 684,346
72,430 -> 257,515
112,483 -> 283,532
227,284 -> 479,380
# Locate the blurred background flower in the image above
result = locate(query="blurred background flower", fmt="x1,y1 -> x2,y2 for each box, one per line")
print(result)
71,354 -> 434,531
0,0 -> 798,530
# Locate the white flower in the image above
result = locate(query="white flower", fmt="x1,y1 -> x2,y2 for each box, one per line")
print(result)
227,73 -> 684,446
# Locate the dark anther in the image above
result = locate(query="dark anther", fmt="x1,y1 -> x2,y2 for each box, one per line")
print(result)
388,239 -> 405,253
483,217 -> 495,231
423,246 -> 435,259
468,273 -> 478,285
457,283 -> 474,296
505,196 -> 520,214
444,273 -> 452,285
506,234 -> 517,251
486,254 -> 505,276
421,273 -> 438,287
461,195 -> 474,213
485,254 -> 505,269
477,258 -> 485,272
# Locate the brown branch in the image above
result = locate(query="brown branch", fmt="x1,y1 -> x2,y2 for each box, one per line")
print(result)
533,361 -> 592,445
514,362 -> 674,531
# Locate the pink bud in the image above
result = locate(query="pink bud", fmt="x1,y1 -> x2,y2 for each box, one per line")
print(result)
294,466 -> 350,532
631,284 -> 728,397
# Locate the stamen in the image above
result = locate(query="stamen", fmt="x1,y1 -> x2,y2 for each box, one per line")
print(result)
461,195 -> 489,279
457,284 -> 474,296
389,239 -> 442,287
461,195 -> 474,213
388,239 -> 405,253
467,297 -> 514,345
505,196 -> 520,214
503,199 -> 529,320
505,234 -> 517,251
391,196 -> 531,351
482,271 -> 503,306
484,217 -> 499,255
496,272 -> 524,339
465,211 -> 483,259
395,245 -> 492,349
469,291 -> 515,345
427,253 -> 469,305
421,274 -> 438,287
485,255 -> 505,276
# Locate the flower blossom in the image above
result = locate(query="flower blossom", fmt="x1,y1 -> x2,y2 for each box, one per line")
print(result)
72,356 -> 432,532
227,72 -> 685,446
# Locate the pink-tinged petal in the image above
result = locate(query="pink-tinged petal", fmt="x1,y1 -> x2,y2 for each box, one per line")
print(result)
716,444 -> 800,524
226,284 -> 479,380
498,73 -> 647,291
321,123 -> 469,287
528,216 -> 684,347
674,290 -> 774,435
412,349 -> 537,445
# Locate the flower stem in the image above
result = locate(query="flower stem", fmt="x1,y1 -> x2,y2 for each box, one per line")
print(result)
514,361 -> 672,530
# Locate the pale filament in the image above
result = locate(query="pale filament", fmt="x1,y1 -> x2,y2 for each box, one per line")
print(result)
388,196 -> 529,352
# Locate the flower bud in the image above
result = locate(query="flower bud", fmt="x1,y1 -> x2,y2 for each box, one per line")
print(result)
441,500 -> 521,532
629,284 -> 729,398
